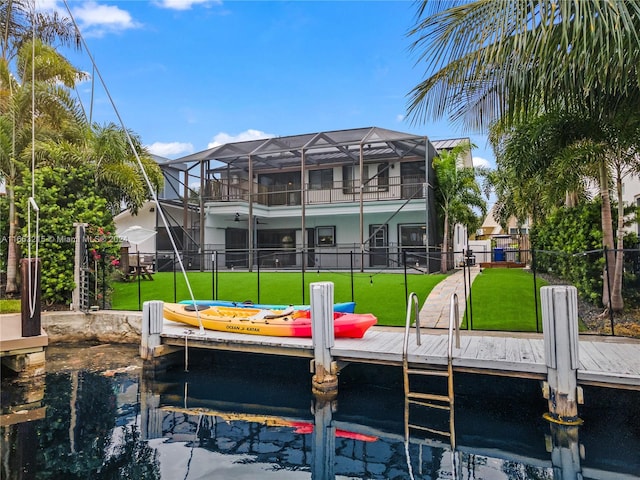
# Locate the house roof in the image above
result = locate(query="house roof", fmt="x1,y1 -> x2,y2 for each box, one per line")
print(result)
162,126 -> 470,174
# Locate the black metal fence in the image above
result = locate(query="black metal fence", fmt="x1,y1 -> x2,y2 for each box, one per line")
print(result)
110,246 -> 640,337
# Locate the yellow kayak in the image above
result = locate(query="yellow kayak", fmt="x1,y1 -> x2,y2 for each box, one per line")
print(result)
162,303 -> 376,338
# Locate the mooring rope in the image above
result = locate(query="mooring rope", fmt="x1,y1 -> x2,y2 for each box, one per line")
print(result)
61,0 -> 204,337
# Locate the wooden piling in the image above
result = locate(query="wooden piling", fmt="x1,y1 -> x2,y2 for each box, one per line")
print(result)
541,286 -> 583,425
20,258 -> 41,337
310,282 -> 338,398
141,300 -> 164,360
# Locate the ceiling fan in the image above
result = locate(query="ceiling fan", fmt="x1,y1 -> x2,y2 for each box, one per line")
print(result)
227,213 -> 268,224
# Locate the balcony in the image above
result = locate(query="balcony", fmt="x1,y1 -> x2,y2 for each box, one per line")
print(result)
204,175 -> 426,206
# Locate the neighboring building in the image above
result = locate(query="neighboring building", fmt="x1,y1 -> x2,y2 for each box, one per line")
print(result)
154,127 -> 472,272
476,206 -> 530,238
473,206 -> 531,264
623,171 -> 640,237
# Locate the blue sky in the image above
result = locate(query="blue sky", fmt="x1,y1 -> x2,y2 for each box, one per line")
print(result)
45,0 -> 494,167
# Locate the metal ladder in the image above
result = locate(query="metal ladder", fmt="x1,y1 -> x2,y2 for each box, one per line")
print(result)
78,224 -> 91,312
403,292 -> 461,477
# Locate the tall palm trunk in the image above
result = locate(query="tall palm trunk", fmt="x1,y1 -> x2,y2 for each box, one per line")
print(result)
611,165 -> 625,312
598,162 -> 616,311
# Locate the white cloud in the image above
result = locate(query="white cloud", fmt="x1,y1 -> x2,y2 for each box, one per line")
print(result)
396,114 -> 405,122
473,156 -> 491,169
153,0 -> 222,11
71,1 -> 140,37
207,129 -> 275,148
35,1 -> 140,37
147,141 -> 194,157
35,0 -> 59,12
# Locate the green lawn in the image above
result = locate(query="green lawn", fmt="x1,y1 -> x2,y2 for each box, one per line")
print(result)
3,268 -> 550,331
0,299 -> 21,313
111,271 -> 447,327
462,268 -> 548,332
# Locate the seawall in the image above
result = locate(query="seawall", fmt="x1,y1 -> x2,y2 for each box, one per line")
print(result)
2,310 -> 142,344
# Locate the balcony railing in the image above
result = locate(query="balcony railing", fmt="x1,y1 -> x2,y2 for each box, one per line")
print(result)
204,175 -> 426,206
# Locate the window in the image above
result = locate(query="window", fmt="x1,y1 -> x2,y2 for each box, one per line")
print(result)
377,163 -> 389,192
342,165 -> 355,193
309,168 -> 334,190
343,164 -> 389,193
316,226 -> 335,246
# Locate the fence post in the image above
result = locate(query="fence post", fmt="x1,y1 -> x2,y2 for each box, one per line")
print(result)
462,255 -> 470,330
214,250 -> 218,300
403,250 -> 408,304
172,252 -> 177,303
137,251 -> 142,311
301,250 -> 306,304
310,282 -> 337,398
257,250 -> 261,303
532,249 -> 540,333
541,286 -> 582,425
350,251 -> 354,302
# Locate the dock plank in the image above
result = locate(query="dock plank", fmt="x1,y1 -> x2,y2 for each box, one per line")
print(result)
158,322 -> 640,388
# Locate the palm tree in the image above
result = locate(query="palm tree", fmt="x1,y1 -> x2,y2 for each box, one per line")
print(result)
1,1 -> 81,294
1,1 -> 80,62
407,0 -> 640,312
432,142 -> 486,273
489,109 -> 640,311
39,121 -> 164,215
0,38 -> 85,294
407,1 -> 640,131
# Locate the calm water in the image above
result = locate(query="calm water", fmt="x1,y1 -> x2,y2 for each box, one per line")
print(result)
1,345 -> 639,479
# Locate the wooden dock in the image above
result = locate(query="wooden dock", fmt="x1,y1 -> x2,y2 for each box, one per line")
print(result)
0,314 -> 48,377
159,321 -> 640,389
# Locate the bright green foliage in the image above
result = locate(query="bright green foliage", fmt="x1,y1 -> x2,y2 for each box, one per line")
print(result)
15,165 -> 119,305
531,201 -> 604,304
432,142 -> 486,272
408,1 -> 640,131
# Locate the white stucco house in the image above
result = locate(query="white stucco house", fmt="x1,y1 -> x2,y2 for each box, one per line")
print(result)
115,127 -> 474,272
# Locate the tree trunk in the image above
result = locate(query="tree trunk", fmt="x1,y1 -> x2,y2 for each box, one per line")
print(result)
611,166 -> 625,312
598,162 -> 615,310
440,211 -> 449,274
5,182 -> 19,295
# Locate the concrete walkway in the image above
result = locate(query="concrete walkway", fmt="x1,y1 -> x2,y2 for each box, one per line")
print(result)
419,266 -> 482,329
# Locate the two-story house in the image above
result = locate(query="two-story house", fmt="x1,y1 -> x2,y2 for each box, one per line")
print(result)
155,126 -> 472,272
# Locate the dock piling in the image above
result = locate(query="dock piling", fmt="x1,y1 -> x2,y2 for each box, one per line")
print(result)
20,258 -> 41,337
541,286 -> 582,425
310,282 -> 338,397
141,300 -> 164,360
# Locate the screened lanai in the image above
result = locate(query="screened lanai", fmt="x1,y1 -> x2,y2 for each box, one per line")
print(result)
160,126 -> 466,271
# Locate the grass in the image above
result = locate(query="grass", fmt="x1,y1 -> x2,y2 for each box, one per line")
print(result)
111,271 -> 447,327
0,299 -> 21,313
462,268 -> 548,332
2,269 -> 550,331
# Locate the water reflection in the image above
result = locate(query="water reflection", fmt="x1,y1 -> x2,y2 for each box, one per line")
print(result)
1,346 -> 639,479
